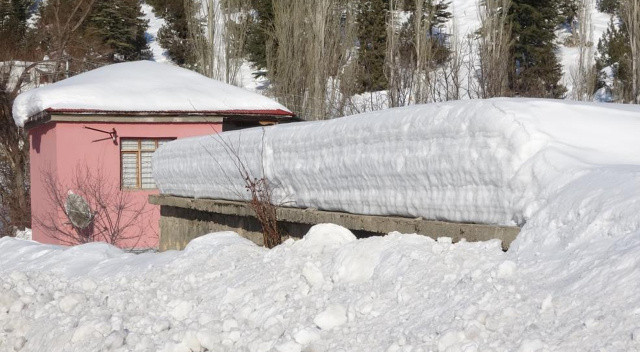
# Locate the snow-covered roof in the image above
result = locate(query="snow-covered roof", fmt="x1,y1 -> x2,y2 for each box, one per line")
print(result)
12,61 -> 293,127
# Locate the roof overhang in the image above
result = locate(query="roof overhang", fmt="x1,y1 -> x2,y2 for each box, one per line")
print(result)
23,108 -> 298,130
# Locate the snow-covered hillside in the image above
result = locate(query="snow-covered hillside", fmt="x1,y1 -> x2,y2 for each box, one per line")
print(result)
2,98 -> 640,351
141,3 -> 172,64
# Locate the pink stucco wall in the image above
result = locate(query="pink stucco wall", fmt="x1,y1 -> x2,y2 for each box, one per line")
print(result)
29,120 -> 221,248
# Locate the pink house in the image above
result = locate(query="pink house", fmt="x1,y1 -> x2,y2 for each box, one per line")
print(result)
13,61 -> 294,248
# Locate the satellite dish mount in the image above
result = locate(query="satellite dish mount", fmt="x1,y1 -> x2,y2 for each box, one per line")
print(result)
84,126 -> 118,144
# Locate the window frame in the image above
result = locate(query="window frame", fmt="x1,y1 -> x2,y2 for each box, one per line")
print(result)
120,138 -> 173,190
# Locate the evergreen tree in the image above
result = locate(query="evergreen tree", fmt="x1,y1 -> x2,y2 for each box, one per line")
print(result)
404,0 -> 452,65
404,0 -> 452,33
509,0 -> 566,98
155,0 -> 194,66
85,0 -> 151,62
558,0 -> 579,26
245,0 -> 274,74
356,0 -> 388,92
595,18 -> 633,101
0,0 -> 32,47
597,0 -> 620,14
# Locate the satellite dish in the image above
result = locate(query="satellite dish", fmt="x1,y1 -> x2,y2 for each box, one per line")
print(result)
65,190 -> 94,229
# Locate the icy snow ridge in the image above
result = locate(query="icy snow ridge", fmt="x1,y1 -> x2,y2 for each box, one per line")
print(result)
154,98 -> 640,227
12,61 -> 291,126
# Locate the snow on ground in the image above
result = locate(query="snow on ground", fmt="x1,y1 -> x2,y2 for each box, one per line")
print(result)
557,1 -> 612,99
2,98 -> 640,351
154,98 -> 640,227
141,3 -> 172,64
14,228 -> 32,241
11,61 -> 292,126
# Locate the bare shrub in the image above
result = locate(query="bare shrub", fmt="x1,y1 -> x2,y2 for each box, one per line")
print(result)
36,163 -> 153,247
206,129 -> 282,248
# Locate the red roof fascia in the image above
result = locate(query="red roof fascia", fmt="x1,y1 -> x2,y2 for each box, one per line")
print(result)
44,108 -> 295,117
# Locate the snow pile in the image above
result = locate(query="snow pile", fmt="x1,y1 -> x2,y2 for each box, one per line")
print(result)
13,228 -> 32,241
1,217 -> 639,351
12,61 -> 292,126
3,97 -> 640,350
154,98 -> 640,227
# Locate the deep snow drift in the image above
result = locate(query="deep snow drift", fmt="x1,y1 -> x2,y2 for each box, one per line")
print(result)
1,213 -> 640,351
3,99 -> 640,351
153,98 -> 640,227
12,61 -> 292,126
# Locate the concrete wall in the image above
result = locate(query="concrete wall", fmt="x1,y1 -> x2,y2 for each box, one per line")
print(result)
150,195 -> 521,251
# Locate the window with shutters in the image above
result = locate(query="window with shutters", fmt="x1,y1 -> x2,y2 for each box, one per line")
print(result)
120,139 -> 173,190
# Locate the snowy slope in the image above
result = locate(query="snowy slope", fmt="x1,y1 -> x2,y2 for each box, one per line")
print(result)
557,1 -> 612,98
12,61 -> 292,126
153,98 -> 640,227
141,3 -> 172,64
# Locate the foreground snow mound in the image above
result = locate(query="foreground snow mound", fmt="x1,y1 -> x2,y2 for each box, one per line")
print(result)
12,61 -> 292,126
154,98 -> 640,226
2,220 -> 639,351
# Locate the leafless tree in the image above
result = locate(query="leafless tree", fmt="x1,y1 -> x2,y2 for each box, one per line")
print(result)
386,0 -> 414,107
570,0 -> 596,101
1,0 -> 100,237
477,0 -> 512,98
622,0 -> 640,103
412,0 -> 437,104
186,0 -> 251,85
268,0 -> 359,120
433,20 -> 463,102
36,164 -> 153,247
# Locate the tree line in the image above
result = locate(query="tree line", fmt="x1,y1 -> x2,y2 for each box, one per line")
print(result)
147,0 -> 640,119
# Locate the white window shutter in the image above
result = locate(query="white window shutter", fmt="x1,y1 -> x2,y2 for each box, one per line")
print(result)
121,153 -> 138,188
140,151 -> 155,189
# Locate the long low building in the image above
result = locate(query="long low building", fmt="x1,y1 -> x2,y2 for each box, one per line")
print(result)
151,98 -> 640,249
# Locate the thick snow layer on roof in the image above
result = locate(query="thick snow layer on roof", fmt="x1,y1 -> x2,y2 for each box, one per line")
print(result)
12,61 -> 291,126
153,98 -> 640,227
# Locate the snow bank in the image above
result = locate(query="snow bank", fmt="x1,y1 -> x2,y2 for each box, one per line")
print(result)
12,61 -> 292,126
2,217 -> 639,350
153,98 -> 640,226
3,97 -> 640,350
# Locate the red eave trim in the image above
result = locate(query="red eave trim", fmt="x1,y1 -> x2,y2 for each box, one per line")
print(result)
44,108 -> 295,117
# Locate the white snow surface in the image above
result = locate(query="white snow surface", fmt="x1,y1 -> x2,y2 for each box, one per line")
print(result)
11,61 -> 292,126
3,98 -> 640,350
141,3 -> 171,64
153,98 -> 640,227
1,214 -> 640,351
